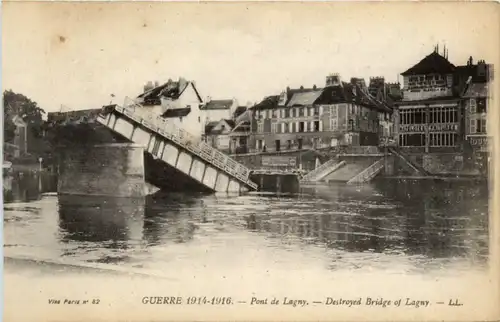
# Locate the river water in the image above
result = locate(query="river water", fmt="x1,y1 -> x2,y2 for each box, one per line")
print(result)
3,178 -> 489,274
3,178 -> 493,321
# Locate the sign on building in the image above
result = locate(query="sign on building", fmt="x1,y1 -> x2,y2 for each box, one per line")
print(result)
261,156 -> 297,167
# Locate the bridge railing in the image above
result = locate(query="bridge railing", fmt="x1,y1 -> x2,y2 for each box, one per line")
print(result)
113,101 -> 257,189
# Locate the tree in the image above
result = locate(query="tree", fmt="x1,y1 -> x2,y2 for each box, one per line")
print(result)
3,90 -> 45,156
3,90 -> 46,153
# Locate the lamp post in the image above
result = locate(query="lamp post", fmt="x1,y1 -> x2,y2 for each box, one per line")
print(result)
38,157 -> 43,193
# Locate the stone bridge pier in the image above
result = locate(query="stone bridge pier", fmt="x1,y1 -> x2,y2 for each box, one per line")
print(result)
57,143 -> 150,198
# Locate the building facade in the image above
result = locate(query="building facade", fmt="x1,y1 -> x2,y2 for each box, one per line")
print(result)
248,74 -> 392,153
134,78 -> 237,140
462,59 -> 493,173
393,47 -> 493,174
395,48 -> 465,153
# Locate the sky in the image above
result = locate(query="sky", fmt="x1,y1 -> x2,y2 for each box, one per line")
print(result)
2,2 -> 499,113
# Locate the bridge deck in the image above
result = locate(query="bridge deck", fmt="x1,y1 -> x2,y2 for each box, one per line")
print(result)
97,103 -> 258,192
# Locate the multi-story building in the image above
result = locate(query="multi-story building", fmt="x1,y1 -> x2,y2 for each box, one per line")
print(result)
462,58 -> 493,172
248,74 -> 392,153
134,78 -> 238,140
367,77 -> 402,145
395,47 -> 466,153
199,98 -> 238,125
393,46 -> 493,174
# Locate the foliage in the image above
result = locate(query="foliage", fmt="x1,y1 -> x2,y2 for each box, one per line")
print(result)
3,90 -> 47,155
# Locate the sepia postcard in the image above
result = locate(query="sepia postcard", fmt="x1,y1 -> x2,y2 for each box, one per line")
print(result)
2,1 -> 499,321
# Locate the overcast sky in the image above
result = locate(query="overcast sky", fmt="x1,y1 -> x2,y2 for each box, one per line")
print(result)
3,2 -> 498,112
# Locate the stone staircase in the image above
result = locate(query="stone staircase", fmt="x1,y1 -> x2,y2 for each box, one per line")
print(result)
346,158 -> 385,184
388,147 -> 430,176
300,158 -> 346,183
323,159 -> 374,183
97,99 -> 258,192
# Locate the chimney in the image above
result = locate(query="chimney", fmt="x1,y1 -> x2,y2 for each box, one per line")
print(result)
144,81 -> 154,93
313,84 -> 317,90
154,81 -> 159,87
468,56 -> 473,66
478,60 -> 486,77
326,73 -> 341,87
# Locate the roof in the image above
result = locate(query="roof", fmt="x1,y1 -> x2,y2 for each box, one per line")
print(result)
204,121 -> 219,134
233,106 -> 247,118
137,78 -> 203,106
201,99 -> 234,110
463,83 -> 489,98
223,119 -> 235,128
286,90 -> 323,107
402,51 -> 456,76
162,107 -> 191,118
455,63 -> 492,83
205,119 -> 235,135
251,95 -> 280,110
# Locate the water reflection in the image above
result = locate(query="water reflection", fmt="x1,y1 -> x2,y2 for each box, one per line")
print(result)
3,171 -> 57,203
57,195 -> 145,263
3,179 -> 489,272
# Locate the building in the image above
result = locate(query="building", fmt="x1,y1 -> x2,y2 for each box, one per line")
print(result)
200,98 -> 238,125
461,58 -> 493,173
11,115 -> 28,158
134,78 -> 234,139
204,119 -> 235,153
395,47 -> 466,153
248,74 -> 391,153
203,104 -> 253,154
395,47 -> 492,153
367,77 -> 402,146
204,117 -> 251,154
394,46 -> 493,174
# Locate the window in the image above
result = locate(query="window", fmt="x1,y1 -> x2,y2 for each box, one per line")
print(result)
299,107 -> 304,117
400,133 -> 425,147
470,119 -> 477,134
271,123 -> 277,133
198,116 -> 201,123
330,105 -> 338,118
476,119 -> 487,134
287,140 -> 292,150
430,133 -> 457,147
314,106 -> 319,116
257,122 -> 264,133
299,122 -> 305,132
285,109 -> 290,118
257,139 -> 264,151
314,121 -> 320,132
283,123 -> 288,133
330,119 -> 338,130
291,122 -> 296,133
477,98 -> 487,113
470,99 -> 477,113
